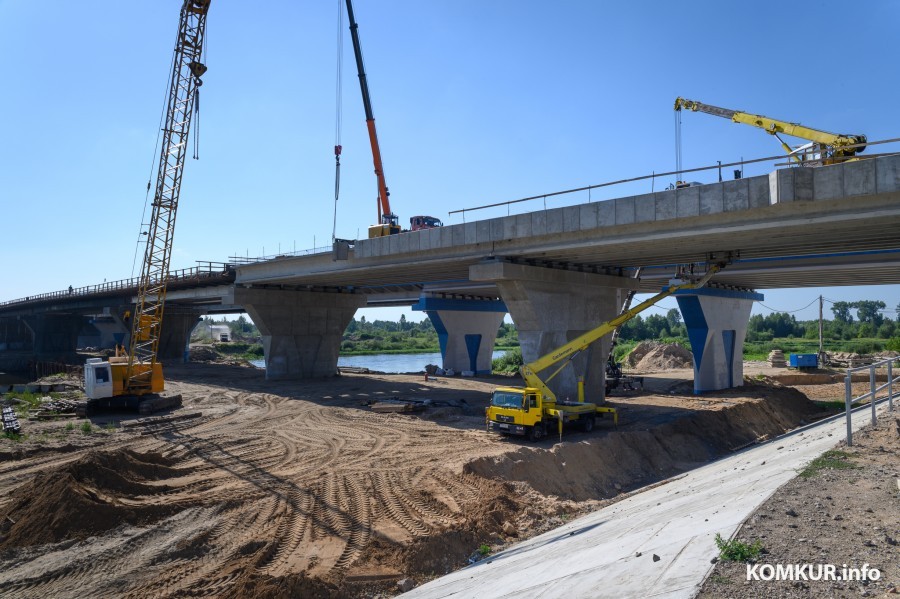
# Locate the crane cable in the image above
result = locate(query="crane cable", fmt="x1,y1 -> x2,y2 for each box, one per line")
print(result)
192,22 -> 209,161
132,19 -> 182,278
674,108 -> 683,186
332,0 -> 344,242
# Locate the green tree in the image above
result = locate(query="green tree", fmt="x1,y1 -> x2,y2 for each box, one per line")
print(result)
665,308 -> 682,328
854,300 -> 886,327
876,321 -> 896,339
831,301 -> 854,324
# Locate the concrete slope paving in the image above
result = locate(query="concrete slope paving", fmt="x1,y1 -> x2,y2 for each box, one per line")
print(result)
403,402 -> 892,599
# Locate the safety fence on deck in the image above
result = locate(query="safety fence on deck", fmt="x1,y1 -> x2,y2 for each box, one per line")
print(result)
844,356 -> 897,445
0,262 -> 235,309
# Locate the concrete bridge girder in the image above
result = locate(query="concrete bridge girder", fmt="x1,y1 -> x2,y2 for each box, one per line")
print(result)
471,261 -> 641,401
235,288 -> 366,380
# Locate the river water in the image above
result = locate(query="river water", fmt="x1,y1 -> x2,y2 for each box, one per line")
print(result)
250,350 -> 508,374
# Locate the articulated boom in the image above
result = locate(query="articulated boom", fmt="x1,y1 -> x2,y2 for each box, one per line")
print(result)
127,0 -> 210,393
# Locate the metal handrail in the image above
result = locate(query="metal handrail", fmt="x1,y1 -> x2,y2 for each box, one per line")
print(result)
0,263 -> 235,308
844,356 -> 897,445
227,245 -> 333,265
448,136 -> 900,220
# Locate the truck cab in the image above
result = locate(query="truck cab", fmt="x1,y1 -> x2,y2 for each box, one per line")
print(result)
409,215 -> 443,231
84,358 -> 114,399
368,213 -> 401,238
486,386 -> 608,441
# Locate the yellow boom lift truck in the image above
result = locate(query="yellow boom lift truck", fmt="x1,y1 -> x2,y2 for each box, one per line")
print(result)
486,263 -> 723,441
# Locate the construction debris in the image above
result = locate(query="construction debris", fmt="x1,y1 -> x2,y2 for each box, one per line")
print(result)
370,401 -> 424,414
767,349 -> 787,368
1,407 -> 21,435
26,397 -> 83,420
338,366 -> 371,374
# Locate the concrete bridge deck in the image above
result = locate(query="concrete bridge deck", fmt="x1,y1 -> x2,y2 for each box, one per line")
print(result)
235,155 -> 900,297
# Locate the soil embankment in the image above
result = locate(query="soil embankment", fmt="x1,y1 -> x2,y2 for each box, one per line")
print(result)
465,382 -> 819,501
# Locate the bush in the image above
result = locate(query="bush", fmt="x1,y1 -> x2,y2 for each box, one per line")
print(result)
714,533 -> 763,562
80,421 -> 92,435
492,348 -> 523,373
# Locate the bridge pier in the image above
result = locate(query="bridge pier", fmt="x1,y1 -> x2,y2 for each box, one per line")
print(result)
411,297 -> 507,374
22,313 -> 85,362
235,288 -> 366,380
84,308 -> 132,350
157,308 -> 203,363
675,287 -> 763,393
471,261 -> 641,401
0,317 -> 31,352
0,317 -> 33,371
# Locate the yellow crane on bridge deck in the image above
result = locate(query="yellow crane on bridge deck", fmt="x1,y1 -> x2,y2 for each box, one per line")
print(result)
674,97 -> 867,165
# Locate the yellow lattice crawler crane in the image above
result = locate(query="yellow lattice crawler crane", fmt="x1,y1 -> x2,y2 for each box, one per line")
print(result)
84,1 -> 210,412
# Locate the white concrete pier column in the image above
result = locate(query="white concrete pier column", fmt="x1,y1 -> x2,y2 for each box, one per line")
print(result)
675,287 -> 763,393
235,288 -> 366,380
470,260 -> 641,401
411,297 -> 507,374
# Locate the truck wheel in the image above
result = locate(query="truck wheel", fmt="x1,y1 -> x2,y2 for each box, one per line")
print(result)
580,416 -> 595,433
528,424 -> 544,441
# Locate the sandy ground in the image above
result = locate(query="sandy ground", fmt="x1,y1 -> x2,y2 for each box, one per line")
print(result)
0,363 -> 847,598
697,414 -> 899,599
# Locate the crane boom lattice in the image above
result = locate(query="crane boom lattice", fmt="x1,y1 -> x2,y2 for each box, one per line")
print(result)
127,0 -> 210,392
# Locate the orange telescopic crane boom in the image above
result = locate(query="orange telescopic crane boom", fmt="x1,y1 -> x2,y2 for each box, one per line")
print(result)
345,0 -> 400,238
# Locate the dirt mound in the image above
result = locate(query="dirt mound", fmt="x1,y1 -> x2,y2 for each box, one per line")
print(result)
0,449 -> 188,549
189,344 -> 220,362
627,341 -> 693,371
465,382 -> 818,502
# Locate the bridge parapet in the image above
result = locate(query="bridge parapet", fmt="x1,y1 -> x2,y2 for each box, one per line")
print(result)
354,155 -> 900,262
0,263 -> 235,312
354,172 -> 772,260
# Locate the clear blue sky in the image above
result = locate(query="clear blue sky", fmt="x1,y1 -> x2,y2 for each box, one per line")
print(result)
1,0 -> 897,323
